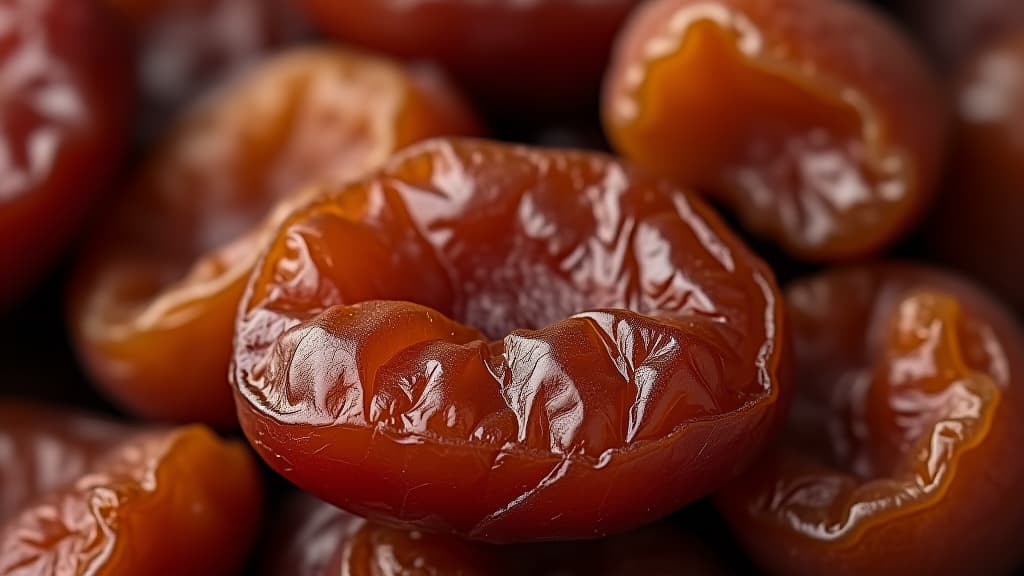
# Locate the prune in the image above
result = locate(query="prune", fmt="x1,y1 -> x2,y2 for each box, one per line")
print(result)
0,403 -> 126,523
105,0 -> 309,134
70,47 -> 480,427
0,0 -> 132,307
901,0 -> 1024,66
232,138 -> 788,542
267,493 -> 729,575
293,0 -> 640,107
0,403 -> 262,575
716,264 -> 1024,576
928,34 -> 1024,315
603,0 -> 946,261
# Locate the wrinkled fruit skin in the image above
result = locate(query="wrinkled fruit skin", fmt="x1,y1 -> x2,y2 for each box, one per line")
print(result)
266,493 -> 729,576
0,0 -> 132,308
70,47 -> 480,427
715,264 -> 1024,576
0,404 -> 127,524
293,0 -> 641,108
603,0 -> 946,261
104,0 -> 309,136
901,0 -> 1024,66
0,404 -> 263,576
928,34 -> 1024,316
232,138 -> 788,542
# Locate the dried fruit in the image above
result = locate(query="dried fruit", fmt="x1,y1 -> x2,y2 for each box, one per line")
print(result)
716,264 -> 1024,576
0,0 -> 132,306
70,48 -> 479,426
233,138 -> 787,542
603,0 -> 946,261
0,404 -> 263,575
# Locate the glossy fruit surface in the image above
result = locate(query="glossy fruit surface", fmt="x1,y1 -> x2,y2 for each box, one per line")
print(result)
70,47 -> 480,427
928,34 -> 1024,315
233,137 -> 788,542
0,0 -> 132,307
716,264 -> 1024,576
0,404 -> 263,575
294,0 -> 641,107
0,404 -> 126,524
603,0 -> 946,261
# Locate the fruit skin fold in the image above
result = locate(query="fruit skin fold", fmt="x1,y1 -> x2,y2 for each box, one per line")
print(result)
68,47 -> 480,427
232,137 -> 790,543
0,0 -> 134,308
0,404 -> 263,576
602,0 -> 947,262
716,264 -> 1024,576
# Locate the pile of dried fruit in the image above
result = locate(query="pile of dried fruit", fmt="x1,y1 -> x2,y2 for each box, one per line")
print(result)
2,0 -> 1023,574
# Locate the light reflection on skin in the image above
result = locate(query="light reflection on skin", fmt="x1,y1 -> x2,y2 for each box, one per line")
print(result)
0,407 -> 128,524
606,0 -> 922,258
614,3 -> 763,123
0,0 -> 85,202
752,289 -> 998,542
960,45 -> 1024,150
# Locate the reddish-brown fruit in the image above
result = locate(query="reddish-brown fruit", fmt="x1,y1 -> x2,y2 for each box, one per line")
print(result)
0,0 -> 132,307
69,47 -> 480,427
928,34 -> 1024,315
293,0 -> 641,107
232,138 -> 788,542
266,493 -> 730,575
0,404 -> 127,523
716,264 -> 1024,576
0,404 -> 263,576
603,0 -> 946,261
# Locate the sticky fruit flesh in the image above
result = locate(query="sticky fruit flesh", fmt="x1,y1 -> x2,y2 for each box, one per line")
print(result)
0,406 -> 262,575
233,138 -> 787,542
603,0 -> 945,261
716,265 -> 1024,576
70,47 -> 479,426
